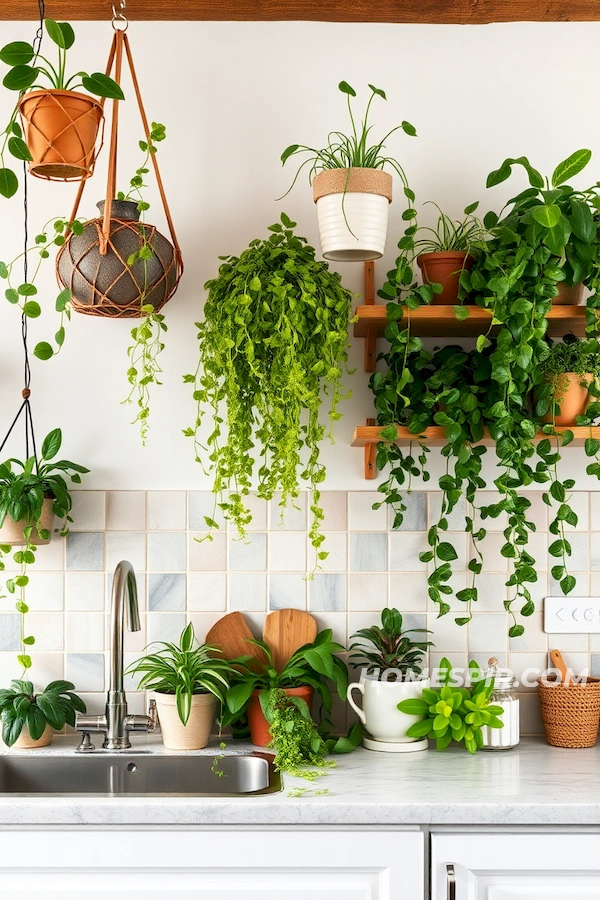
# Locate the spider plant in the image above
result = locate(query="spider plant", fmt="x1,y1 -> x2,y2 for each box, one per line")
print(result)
413,202 -> 488,254
126,623 -> 235,726
279,81 -> 417,198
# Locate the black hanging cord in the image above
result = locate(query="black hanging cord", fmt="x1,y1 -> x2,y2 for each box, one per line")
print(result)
0,0 -> 45,464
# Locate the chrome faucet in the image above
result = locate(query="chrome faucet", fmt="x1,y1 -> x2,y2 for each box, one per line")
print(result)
76,560 -> 156,751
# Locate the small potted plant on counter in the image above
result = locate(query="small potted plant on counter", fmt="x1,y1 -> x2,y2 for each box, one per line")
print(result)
347,608 -> 433,751
535,335 -> 600,426
280,81 -> 417,261
0,679 -> 86,748
398,658 -> 504,754
224,629 -> 349,748
0,18 -> 124,195
127,623 -> 235,750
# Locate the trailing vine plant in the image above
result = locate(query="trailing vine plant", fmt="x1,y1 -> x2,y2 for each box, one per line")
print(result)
120,122 -> 168,445
184,213 -> 353,564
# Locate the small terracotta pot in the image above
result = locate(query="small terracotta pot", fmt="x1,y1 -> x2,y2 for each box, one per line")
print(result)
19,89 -> 103,182
551,282 -> 584,306
0,497 -> 55,546
541,372 -> 591,426
155,692 -> 217,750
247,686 -> 313,747
11,724 -> 53,749
417,251 -> 473,305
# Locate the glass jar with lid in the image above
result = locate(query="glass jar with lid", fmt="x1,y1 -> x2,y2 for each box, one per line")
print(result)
481,657 -> 520,751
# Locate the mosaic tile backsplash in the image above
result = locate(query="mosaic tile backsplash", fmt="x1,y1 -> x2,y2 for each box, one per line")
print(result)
4,489 -> 600,736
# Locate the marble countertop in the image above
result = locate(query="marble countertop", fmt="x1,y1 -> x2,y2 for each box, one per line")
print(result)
0,735 -> 598,826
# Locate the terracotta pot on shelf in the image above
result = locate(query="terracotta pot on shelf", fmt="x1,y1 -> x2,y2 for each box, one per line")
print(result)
247,686 -> 313,747
19,89 -> 103,182
551,282 -> 584,306
11,724 -> 53,749
417,251 -> 473,305
154,692 -> 217,751
0,497 -> 55,546
541,372 -> 591,426
313,167 -> 392,262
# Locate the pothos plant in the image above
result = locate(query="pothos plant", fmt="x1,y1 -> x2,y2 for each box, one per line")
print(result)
0,18 -> 124,198
0,428 -> 89,673
120,122 -> 168,445
184,213 -> 353,563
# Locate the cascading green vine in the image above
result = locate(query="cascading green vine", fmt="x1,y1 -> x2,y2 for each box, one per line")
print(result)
184,213 -> 353,563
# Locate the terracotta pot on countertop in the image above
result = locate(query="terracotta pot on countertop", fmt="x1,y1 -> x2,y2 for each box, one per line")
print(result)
19,89 -> 103,182
247,686 -> 313,747
11,724 -> 53,749
417,251 -> 473,305
541,372 -> 592,426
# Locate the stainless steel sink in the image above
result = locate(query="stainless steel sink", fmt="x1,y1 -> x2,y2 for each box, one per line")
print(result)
0,751 -> 282,797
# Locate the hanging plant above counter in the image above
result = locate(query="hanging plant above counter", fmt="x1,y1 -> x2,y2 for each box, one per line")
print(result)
0,18 -> 124,197
184,213 -> 353,563
280,81 -> 417,261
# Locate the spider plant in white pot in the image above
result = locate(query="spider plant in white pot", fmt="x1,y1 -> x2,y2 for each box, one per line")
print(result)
280,81 -> 417,262
127,624 -> 235,750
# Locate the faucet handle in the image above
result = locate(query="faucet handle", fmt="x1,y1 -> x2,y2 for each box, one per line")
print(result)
125,699 -> 158,734
148,698 -> 157,733
76,732 -> 96,753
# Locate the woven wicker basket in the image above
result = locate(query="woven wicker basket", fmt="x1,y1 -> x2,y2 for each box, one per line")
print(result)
537,675 -> 600,748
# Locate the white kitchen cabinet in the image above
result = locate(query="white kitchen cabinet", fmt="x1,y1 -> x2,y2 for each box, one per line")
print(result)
0,829 -> 424,900
432,833 -> 600,900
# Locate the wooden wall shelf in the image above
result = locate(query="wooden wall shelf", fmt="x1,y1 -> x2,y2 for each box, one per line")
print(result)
354,305 -> 587,337
352,424 -> 600,449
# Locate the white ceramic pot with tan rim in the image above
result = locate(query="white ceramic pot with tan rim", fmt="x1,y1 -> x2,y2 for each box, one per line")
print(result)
155,692 -> 217,750
347,674 -> 429,743
313,167 -> 392,262
0,497 -> 55,546
9,724 -> 53,749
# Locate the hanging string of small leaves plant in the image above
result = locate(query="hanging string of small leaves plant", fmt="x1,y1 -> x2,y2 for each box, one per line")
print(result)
184,213 -> 353,564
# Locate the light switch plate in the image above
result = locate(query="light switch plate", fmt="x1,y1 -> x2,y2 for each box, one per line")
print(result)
544,596 -> 600,633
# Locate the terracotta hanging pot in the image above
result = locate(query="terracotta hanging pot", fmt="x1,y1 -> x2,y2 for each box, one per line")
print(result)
551,282 -> 585,306
18,89 -> 103,182
0,496 -> 55,546
313,168 -> 392,262
417,251 -> 474,305
247,686 -> 313,747
541,372 -> 591,426
55,200 -> 180,318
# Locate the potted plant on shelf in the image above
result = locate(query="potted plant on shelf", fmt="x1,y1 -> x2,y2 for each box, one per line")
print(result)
535,335 -> 600,426
0,428 -> 89,673
0,679 -> 86,748
223,629 -> 348,748
398,658 -> 504,753
126,623 -> 234,751
347,607 -> 433,748
184,213 -> 353,566
0,18 -> 124,195
280,81 -> 417,261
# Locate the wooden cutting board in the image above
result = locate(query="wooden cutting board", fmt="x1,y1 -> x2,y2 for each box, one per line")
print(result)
206,612 -> 266,670
263,609 -> 318,672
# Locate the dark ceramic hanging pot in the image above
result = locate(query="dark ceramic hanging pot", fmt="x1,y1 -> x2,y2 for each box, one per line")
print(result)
55,200 -> 180,318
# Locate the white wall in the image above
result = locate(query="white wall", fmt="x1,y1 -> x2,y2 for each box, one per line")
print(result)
1,20 -> 600,489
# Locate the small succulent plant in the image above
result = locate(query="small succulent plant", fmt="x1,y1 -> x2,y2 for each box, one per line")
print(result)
349,608 -> 433,681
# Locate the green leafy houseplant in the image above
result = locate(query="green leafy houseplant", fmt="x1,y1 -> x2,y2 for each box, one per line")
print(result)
127,623 -> 234,726
398,658 -> 503,754
0,18 -> 124,198
280,80 -> 416,197
0,428 -> 89,672
224,631 -> 360,777
0,679 -> 86,746
349,607 -> 433,679
536,335 -> 600,410
184,213 -> 353,562
410,202 -> 487,255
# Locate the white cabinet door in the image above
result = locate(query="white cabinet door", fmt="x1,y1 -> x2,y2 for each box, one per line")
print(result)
432,833 -> 600,900
0,829 -> 424,900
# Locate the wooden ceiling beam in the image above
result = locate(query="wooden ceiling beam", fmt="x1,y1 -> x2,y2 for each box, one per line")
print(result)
1,0 -> 599,23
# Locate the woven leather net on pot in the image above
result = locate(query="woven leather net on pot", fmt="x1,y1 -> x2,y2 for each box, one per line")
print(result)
537,675 -> 600,748
56,204 -> 181,318
19,89 -> 104,182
